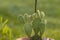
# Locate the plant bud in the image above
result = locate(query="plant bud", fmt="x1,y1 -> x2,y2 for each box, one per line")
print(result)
41,11 -> 45,18
37,10 -> 41,18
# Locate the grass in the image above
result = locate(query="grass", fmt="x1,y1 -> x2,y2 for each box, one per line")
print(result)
42,17 -> 60,40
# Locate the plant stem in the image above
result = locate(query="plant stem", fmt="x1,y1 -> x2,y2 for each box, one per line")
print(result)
35,0 -> 37,13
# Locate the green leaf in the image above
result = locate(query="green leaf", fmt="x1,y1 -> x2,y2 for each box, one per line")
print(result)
32,13 -> 36,19
39,19 -> 46,36
3,19 -> 8,26
0,17 -> 2,22
24,23 -> 32,37
23,13 -> 29,23
3,25 -> 9,34
18,15 -> 25,24
32,18 -> 41,35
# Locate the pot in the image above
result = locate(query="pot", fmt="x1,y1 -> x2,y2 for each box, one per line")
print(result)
16,37 -> 54,40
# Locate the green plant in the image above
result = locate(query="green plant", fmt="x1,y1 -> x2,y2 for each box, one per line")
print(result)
0,17 -> 12,40
18,10 -> 47,40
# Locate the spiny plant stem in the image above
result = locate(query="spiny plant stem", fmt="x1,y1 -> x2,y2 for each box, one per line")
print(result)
35,0 -> 37,13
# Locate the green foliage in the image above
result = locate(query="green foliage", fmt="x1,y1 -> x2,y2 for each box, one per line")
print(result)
32,10 -> 47,37
32,18 -> 41,35
18,10 -> 47,38
39,19 -> 46,36
0,17 -> 12,40
24,23 -> 32,37
18,14 -> 32,37
23,13 -> 29,23
0,0 -> 60,40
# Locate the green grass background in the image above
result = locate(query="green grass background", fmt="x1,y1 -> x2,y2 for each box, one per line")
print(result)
0,0 -> 60,40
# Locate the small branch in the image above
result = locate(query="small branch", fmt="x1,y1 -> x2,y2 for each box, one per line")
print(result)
35,0 -> 37,13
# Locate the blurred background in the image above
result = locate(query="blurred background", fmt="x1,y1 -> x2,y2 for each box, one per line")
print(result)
0,0 -> 60,40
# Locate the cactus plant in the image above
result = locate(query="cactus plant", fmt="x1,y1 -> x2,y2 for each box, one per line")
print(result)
18,10 -> 47,40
